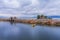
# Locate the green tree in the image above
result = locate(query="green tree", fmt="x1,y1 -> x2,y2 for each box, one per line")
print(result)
37,15 -> 40,19
40,14 -> 44,17
44,16 -> 47,19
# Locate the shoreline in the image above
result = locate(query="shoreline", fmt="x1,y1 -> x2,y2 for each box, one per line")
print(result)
0,18 -> 60,26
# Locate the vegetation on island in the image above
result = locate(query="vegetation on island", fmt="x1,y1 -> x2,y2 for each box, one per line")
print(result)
0,14 -> 60,26
37,14 -> 52,19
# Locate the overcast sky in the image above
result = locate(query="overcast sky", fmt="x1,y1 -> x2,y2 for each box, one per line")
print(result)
0,0 -> 60,17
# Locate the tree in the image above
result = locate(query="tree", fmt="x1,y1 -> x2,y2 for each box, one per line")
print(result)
10,17 -> 13,20
14,17 -> 17,19
37,15 -> 40,19
37,14 -> 50,19
40,14 -> 45,19
40,14 -> 44,17
44,16 -> 47,19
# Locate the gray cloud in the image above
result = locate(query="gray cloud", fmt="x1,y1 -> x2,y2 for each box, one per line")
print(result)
0,0 -> 60,17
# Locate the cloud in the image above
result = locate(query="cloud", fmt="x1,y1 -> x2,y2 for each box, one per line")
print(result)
31,0 -> 40,6
0,0 -> 60,17
0,13 -> 35,17
3,0 -> 20,8
42,0 -> 60,16
0,13 -> 21,17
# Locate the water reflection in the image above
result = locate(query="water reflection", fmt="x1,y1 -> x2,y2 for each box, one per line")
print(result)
0,22 -> 60,40
9,21 -> 14,25
0,22 -> 32,40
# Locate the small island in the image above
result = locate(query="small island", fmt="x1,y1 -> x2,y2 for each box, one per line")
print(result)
0,15 -> 60,26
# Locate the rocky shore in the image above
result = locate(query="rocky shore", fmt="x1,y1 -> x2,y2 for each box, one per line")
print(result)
0,18 -> 60,26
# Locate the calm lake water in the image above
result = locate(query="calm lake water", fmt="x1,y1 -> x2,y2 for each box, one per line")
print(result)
0,22 -> 60,40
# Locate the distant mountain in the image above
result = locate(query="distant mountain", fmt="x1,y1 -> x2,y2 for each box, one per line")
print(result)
47,16 -> 60,18
33,16 -> 60,19
0,16 -> 8,18
0,16 -> 60,19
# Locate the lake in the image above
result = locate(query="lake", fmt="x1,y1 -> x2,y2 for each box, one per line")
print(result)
0,22 -> 60,40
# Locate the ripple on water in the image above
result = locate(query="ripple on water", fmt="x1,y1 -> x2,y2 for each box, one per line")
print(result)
0,22 -> 60,40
